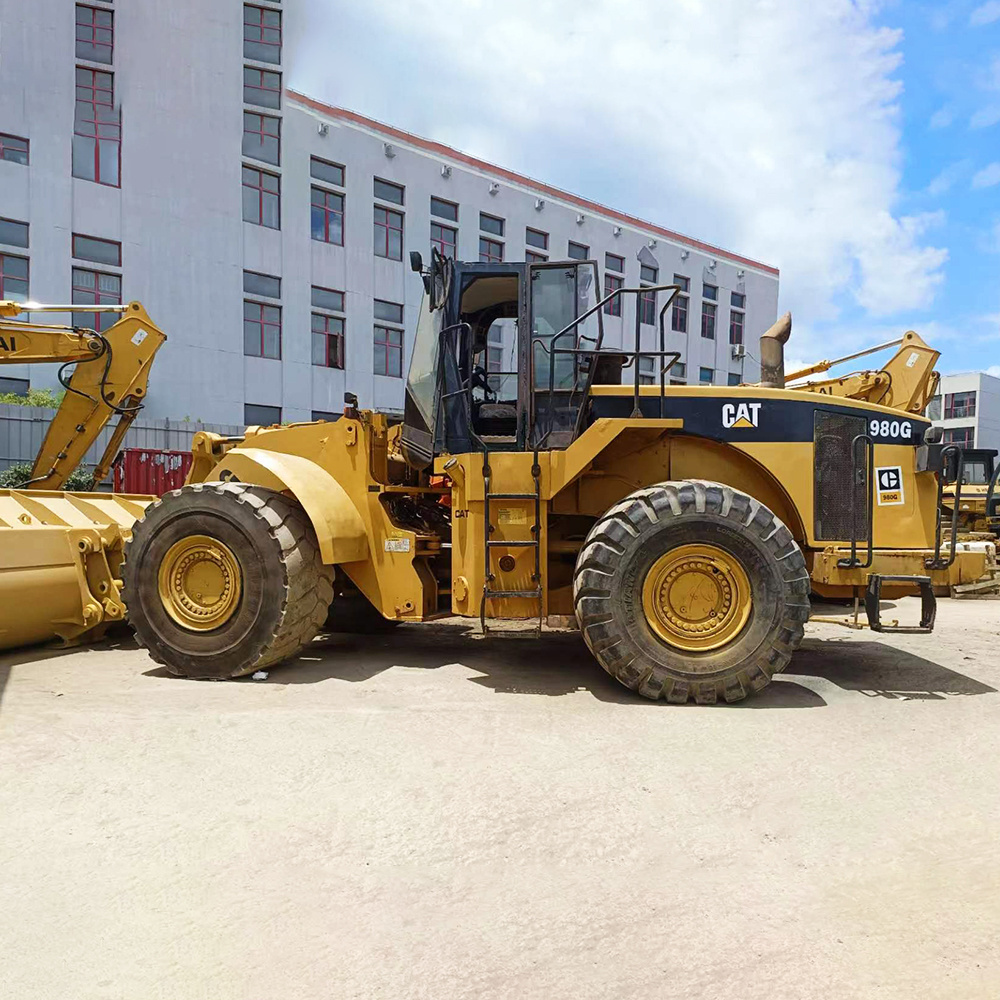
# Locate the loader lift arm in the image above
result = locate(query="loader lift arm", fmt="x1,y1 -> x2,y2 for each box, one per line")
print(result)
782,330 -> 940,416
0,299 -> 166,488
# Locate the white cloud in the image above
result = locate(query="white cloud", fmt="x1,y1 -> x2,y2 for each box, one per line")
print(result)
291,0 -> 947,348
972,163 -> 1000,188
929,106 -> 954,129
971,1 -> 1000,25
926,160 -> 968,195
970,105 -> 1000,129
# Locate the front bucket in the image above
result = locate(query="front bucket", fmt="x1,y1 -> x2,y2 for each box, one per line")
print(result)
0,490 -> 153,651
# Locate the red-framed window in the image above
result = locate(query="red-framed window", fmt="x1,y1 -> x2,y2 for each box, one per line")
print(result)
479,236 -> 503,263
244,4 -> 282,63
701,302 -> 717,340
526,227 -> 548,251
311,313 -> 345,369
242,111 -> 280,165
431,222 -> 457,259
311,187 -> 344,245
944,391 -> 976,419
244,67 -> 281,109
374,206 -> 403,260
0,133 -> 29,165
72,233 -> 121,266
639,269 -> 657,325
604,273 -> 623,316
431,197 -> 458,222
243,300 -> 281,359
76,4 -> 114,63
242,166 -> 280,229
943,426 -> 974,447
672,275 -> 689,332
374,324 -> 403,377
729,309 -> 744,346
568,241 -> 589,260
605,252 -> 624,274
526,250 -> 547,264
73,67 -> 120,187
374,300 -> 403,377
0,253 -> 29,305
311,157 -> 345,187
72,266 -> 121,332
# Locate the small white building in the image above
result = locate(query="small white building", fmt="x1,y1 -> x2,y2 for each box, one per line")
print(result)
928,372 -> 1000,452
0,0 -> 779,427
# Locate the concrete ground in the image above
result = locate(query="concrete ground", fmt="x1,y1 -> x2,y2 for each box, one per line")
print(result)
1,597 -> 999,1000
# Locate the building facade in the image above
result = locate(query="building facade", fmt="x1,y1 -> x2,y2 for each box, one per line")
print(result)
0,0 -> 778,428
928,372 -> 1000,453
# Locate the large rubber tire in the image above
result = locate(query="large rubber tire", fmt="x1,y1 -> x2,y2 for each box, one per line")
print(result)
122,482 -> 335,679
574,480 -> 810,704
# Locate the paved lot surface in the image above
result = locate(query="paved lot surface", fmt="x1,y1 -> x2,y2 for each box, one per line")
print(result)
1,597 -> 999,1000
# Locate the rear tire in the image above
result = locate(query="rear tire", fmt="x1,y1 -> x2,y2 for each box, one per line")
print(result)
573,480 -> 810,704
122,482 -> 334,679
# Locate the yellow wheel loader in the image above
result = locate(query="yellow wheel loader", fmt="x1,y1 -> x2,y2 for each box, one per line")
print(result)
0,300 -> 165,650
121,254 -> 985,703
938,449 -> 999,536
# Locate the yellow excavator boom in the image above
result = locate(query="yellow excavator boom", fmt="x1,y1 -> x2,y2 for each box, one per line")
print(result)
0,300 -> 166,488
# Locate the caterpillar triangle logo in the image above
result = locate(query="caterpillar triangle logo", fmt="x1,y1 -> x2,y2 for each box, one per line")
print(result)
722,402 -> 762,429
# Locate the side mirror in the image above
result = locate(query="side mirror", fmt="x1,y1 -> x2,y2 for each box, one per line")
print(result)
409,251 -> 424,274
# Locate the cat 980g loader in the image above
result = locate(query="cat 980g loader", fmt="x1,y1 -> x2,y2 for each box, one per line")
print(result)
120,254 -> 985,703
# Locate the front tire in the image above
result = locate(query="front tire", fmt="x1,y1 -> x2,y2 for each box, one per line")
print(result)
122,483 -> 334,679
573,480 -> 810,703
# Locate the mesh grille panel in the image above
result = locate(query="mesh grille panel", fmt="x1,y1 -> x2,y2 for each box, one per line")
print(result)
814,410 -> 869,541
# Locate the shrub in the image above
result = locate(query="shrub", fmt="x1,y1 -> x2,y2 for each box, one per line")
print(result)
0,462 -> 96,491
0,388 -> 65,408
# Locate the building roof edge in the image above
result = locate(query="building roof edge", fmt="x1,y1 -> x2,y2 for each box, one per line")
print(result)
287,89 -> 780,278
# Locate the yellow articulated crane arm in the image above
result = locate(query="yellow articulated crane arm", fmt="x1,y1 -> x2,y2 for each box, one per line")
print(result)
0,299 -> 166,488
783,330 -> 940,416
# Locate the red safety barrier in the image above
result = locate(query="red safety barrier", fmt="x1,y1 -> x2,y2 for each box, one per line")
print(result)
113,448 -> 192,496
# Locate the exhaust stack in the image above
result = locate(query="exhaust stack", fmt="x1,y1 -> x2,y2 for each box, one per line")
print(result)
759,311 -> 791,388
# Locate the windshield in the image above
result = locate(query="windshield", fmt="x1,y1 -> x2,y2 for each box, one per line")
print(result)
963,459 -> 990,485
400,290 -> 443,468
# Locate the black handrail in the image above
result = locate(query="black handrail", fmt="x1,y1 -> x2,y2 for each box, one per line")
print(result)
837,433 -> 875,568
531,282 -> 681,446
986,461 -> 1000,532
926,445 -> 964,570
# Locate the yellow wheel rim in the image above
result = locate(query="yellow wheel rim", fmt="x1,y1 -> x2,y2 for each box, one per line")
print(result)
641,543 -> 752,652
157,535 -> 242,632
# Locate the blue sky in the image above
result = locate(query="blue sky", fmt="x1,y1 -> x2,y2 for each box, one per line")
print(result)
291,1 -> 1000,375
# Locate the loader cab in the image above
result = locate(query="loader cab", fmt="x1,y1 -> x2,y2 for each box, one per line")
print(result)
958,449 -> 996,486
400,250 -> 605,468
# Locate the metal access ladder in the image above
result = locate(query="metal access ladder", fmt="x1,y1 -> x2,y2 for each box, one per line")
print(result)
479,445 -> 543,636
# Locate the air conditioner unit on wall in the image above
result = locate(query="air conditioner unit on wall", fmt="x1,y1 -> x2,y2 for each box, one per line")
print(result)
731,344 -> 745,360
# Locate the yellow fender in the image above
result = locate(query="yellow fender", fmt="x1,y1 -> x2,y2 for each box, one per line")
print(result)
209,447 -> 368,565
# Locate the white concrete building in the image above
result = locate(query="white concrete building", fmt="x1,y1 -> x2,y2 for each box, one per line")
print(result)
928,372 -> 1000,453
0,0 -> 778,427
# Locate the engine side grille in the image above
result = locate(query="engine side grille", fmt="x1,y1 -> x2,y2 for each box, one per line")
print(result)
814,410 -> 869,541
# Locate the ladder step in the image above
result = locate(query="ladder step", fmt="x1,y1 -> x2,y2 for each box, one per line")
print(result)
485,588 -> 542,599
487,539 -> 537,547
487,492 -> 537,500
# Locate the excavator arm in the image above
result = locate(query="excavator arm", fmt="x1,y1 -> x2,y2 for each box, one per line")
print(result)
0,300 -> 166,488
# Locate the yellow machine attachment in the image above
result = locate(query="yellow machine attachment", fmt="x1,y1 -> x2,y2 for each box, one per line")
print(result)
0,300 -> 166,654
0,300 -> 166,488
782,330 -> 940,415
0,490 -> 152,649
